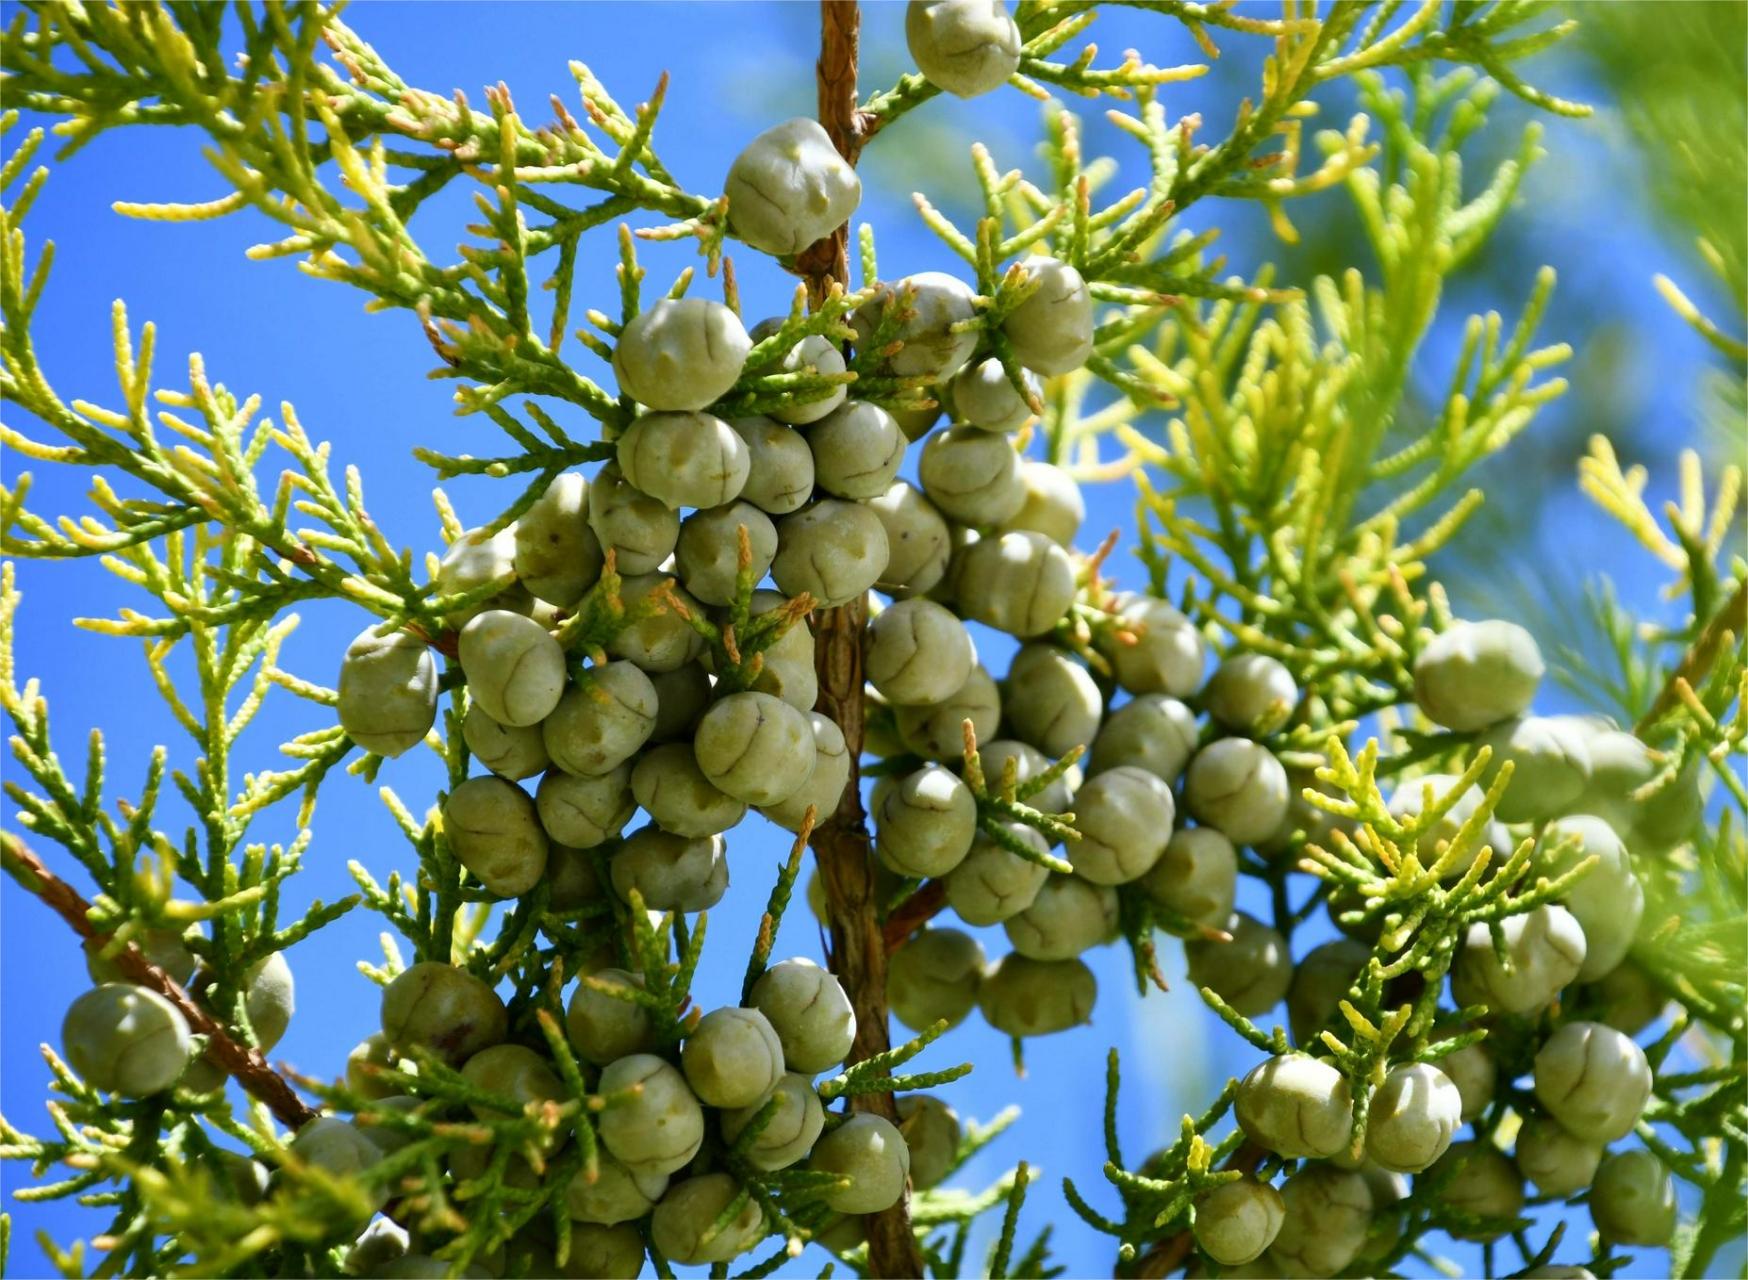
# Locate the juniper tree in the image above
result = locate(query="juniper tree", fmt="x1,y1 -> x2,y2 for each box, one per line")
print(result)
0,3 -> 1743,1280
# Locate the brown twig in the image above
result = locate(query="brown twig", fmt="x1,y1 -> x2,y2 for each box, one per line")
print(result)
794,0 -> 864,297
1635,577 -> 1746,738
1,832 -> 317,1130
883,880 -> 947,952
801,3 -> 925,1276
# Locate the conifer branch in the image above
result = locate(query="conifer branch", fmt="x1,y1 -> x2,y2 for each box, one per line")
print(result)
1,833 -> 316,1129
1638,579 -> 1747,737
0,4 -> 1734,1277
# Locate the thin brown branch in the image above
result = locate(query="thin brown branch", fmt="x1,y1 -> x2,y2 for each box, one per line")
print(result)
1,832 -> 317,1130
1636,577 -> 1746,738
802,3 -> 925,1275
883,880 -> 946,951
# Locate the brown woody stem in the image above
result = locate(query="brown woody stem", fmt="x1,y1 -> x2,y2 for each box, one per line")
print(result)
883,880 -> 947,951
801,3 -> 925,1276
2,831 -> 317,1130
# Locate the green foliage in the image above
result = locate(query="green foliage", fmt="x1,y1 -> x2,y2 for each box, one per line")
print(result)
1579,1 -> 1746,332
0,2 -> 1742,1279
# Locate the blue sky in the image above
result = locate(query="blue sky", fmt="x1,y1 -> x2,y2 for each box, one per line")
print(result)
1,5 -> 1730,1278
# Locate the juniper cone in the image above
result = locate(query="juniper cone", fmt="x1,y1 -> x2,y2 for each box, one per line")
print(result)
1267,1164 -> 1374,1278
1540,813 -> 1647,981
1003,873 -> 1120,960
461,702 -> 550,781
974,738 -> 1077,812
1236,1054 -> 1355,1159
758,711 -> 852,832
1438,1041 -> 1500,1124
721,1071 -> 827,1172
61,984 -> 194,1097
232,951 -> 297,1054
535,762 -> 635,847
809,400 -> 907,501
608,571 -> 708,672
286,1118 -> 387,1216
1473,713 -> 1594,823
1365,1062 -> 1463,1174
1532,1020 -> 1655,1143
458,1044 -> 566,1151
589,462 -> 681,575
752,329 -> 850,426
1000,256 -> 1095,375
1089,692 -> 1199,782
807,1113 -> 913,1214
82,928 -> 197,988
1286,937 -> 1369,1046
336,627 -> 439,758
631,741 -> 748,837
748,957 -> 857,1073
596,1055 -> 707,1178
380,963 -> 508,1066
1003,458 -> 1084,546
2,2 -> 1741,1280
887,927 -> 986,1030
946,822 -> 1052,925
1451,902 -> 1589,1016
514,471 -> 603,606
1067,765 -> 1175,884
1424,1142 -> 1527,1242
432,524 -> 520,626
905,0 -> 1022,98
1138,826 -> 1238,929
894,662 -> 1002,758
873,763 -> 978,877
1002,641 -> 1103,758
674,502 -> 778,606
649,1172 -> 767,1265
611,298 -> 752,414
1187,911 -> 1293,1017
728,415 -> 817,512
565,968 -> 659,1065
1589,1150 -> 1678,1247
896,1094 -> 962,1191
951,356 -> 1040,432
680,1006 -> 786,1108
566,1152 -> 668,1227
456,609 -> 567,727
609,827 -> 729,913
1385,771 -> 1509,881
868,480 -> 952,594
1515,1116 -> 1605,1199
1191,1176 -> 1285,1267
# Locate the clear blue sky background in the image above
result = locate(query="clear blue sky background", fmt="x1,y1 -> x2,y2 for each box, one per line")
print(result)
1,5 -> 1733,1279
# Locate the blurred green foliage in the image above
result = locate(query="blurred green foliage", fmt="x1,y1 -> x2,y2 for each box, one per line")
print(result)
1581,0 -> 1746,311
1581,0 -> 1746,474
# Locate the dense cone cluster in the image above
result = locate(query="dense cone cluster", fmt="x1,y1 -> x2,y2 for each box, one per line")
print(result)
284,84 -> 1681,1278
26,6 -> 1716,1279
332,126 -> 1132,1073
308,77 -> 1125,1270
321,954 -> 936,1271
1177,620 -> 1683,1276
